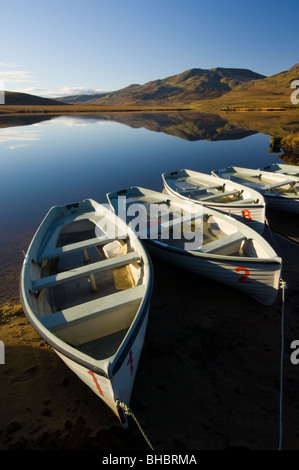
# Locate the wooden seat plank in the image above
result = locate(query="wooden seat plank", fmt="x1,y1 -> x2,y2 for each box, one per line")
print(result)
32,251 -> 140,291
199,190 -> 241,202
37,236 -> 121,262
40,284 -> 145,330
265,179 -> 299,191
200,232 -> 246,254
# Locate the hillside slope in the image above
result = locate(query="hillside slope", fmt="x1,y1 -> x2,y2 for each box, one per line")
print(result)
58,68 -> 265,106
4,91 -> 64,106
197,63 -> 299,110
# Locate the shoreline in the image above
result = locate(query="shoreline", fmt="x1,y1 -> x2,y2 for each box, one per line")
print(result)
0,104 -> 298,116
0,105 -> 191,116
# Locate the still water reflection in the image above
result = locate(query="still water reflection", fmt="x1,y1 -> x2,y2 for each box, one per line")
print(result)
0,112 -> 291,302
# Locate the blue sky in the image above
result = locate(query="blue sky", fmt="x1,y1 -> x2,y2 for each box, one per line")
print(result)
1,0 -> 298,97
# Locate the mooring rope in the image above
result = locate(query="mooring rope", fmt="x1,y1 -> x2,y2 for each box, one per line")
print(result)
264,216 -> 293,267
265,216 -> 281,251
264,217 -> 294,449
279,279 -> 287,450
116,401 -> 155,450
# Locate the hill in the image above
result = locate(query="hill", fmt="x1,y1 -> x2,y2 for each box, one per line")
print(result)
2,64 -> 299,111
196,63 -> 299,110
4,91 -> 64,106
57,68 -> 265,106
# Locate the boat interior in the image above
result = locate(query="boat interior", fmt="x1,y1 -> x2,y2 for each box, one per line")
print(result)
222,170 -> 299,195
263,164 -> 299,177
119,195 -> 266,258
29,218 -> 146,360
167,176 -> 248,204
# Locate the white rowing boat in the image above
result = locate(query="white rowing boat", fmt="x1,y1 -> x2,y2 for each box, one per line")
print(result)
107,187 -> 282,306
212,166 -> 299,214
261,163 -> 299,177
20,199 -> 153,427
162,169 -> 265,234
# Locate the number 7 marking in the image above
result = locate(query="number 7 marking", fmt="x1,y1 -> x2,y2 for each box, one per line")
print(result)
127,349 -> 134,376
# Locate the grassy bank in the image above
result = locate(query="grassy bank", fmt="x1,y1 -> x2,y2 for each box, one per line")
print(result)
0,102 -> 298,116
0,104 -> 190,115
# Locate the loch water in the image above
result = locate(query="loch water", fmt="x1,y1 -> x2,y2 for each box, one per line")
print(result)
0,112 -> 292,302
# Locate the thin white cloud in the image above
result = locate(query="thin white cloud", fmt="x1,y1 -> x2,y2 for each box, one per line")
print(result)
55,86 -> 108,96
0,63 -> 108,97
0,69 -> 33,84
10,85 -> 109,98
0,62 -> 20,68
0,62 -> 34,93
10,87 -> 51,96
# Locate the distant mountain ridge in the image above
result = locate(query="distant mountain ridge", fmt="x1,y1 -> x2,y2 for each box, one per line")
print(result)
57,67 -> 266,106
4,91 -> 63,106
2,63 -> 299,108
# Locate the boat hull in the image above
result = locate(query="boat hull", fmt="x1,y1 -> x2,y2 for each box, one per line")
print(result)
263,194 -> 299,214
146,241 -> 281,306
55,306 -> 149,426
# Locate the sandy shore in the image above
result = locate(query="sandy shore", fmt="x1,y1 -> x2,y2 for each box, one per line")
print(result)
1,216 -> 299,451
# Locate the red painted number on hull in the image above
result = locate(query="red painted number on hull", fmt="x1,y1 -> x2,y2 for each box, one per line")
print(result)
88,370 -> 104,396
242,209 -> 252,221
127,350 -> 134,376
235,267 -> 252,284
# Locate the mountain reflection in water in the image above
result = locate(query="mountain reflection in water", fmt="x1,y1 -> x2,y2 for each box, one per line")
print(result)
1,109 -> 299,143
